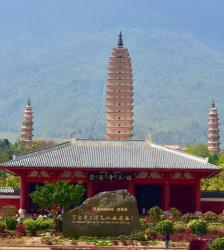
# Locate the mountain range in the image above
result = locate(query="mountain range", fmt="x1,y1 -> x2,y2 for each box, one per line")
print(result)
1,0 -> 224,145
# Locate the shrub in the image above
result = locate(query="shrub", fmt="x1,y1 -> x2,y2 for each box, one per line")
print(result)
112,240 -> 119,245
24,218 -> 54,235
56,215 -> 63,232
71,239 -> 78,245
209,237 -> 224,250
218,213 -> 224,223
35,217 -> 54,231
24,219 -> 39,236
144,228 -> 157,240
169,208 -> 182,221
0,221 -> 6,232
187,219 -> 207,236
208,223 -> 224,235
147,206 -> 163,224
139,217 -> 149,230
117,235 -> 129,241
121,239 -> 128,246
0,205 -> 17,218
173,221 -> 187,233
93,239 -> 112,246
0,205 -> 18,231
156,220 -> 173,234
181,213 -> 198,223
6,217 -> 17,230
41,237 -> 52,245
208,223 -> 220,235
129,230 -> 146,241
202,211 -> 218,222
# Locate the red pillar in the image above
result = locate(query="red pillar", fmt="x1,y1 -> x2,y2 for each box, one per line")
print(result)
87,182 -> 94,198
195,181 -> 201,212
19,176 -> 28,214
128,182 -> 135,196
164,182 -> 170,211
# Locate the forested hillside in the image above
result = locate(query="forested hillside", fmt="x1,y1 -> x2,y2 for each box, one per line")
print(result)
1,0 -> 224,145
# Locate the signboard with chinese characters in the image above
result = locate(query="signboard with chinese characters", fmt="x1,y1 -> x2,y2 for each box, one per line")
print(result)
62,190 -> 140,236
89,172 -> 133,181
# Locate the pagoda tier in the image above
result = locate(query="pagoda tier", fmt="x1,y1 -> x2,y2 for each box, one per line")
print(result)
20,99 -> 33,149
208,101 -> 220,155
106,33 -> 134,140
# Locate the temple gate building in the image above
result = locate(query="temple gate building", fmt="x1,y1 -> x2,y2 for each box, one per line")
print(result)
0,139 -> 221,214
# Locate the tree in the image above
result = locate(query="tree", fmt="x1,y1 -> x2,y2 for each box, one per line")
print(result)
217,152 -> 224,167
12,140 -> 56,154
0,139 -> 13,163
184,144 -> 209,158
0,139 -> 56,188
201,172 -> 224,191
185,144 -> 224,191
0,172 -> 20,188
30,181 -> 85,211
30,181 -> 85,230
209,154 -> 219,165
5,174 -> 20,188
32,140 -> 56,150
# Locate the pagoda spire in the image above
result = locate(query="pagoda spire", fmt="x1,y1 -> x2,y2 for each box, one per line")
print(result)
106,33 -> 134,140
27,97 -> 31,106
208,100 -> 220,155
20,98 -> 33,149
118,31 -> 123,47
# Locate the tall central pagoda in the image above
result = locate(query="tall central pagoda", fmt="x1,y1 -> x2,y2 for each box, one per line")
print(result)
106,32 -> 134,140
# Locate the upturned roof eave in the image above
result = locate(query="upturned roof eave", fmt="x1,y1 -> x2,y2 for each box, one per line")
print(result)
0,164 -> 221,173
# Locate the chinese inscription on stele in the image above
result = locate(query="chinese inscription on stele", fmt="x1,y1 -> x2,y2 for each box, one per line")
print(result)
62,189 -> 140,236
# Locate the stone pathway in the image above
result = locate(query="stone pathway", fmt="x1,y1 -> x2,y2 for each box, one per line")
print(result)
1,246 -> 188,250
1,248 -> 51,250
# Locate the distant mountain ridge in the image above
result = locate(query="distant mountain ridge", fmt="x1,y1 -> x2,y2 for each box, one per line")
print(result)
0,0 -> 224,145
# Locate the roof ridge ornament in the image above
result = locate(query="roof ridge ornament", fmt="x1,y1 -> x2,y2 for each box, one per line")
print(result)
146,132 -> 152,145
70,130 -> 81,144
118,31 -> 123,47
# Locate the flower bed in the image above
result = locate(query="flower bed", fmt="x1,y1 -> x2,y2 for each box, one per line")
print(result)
0,205 -> 223,248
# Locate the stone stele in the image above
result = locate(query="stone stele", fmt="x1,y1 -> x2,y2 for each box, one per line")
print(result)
62,189 -> 140,237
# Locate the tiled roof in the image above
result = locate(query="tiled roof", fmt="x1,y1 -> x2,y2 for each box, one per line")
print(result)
0,187 -> 20,195
0,139 -> 221,170
201,191 -> 224,198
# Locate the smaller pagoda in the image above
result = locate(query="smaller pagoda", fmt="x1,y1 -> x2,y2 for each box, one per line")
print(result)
20,98 -> 33,149
208,100 -> 220,155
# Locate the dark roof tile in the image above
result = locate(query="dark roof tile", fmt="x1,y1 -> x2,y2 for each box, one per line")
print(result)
0,139 -> 220,170
0,187 -> 20,195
